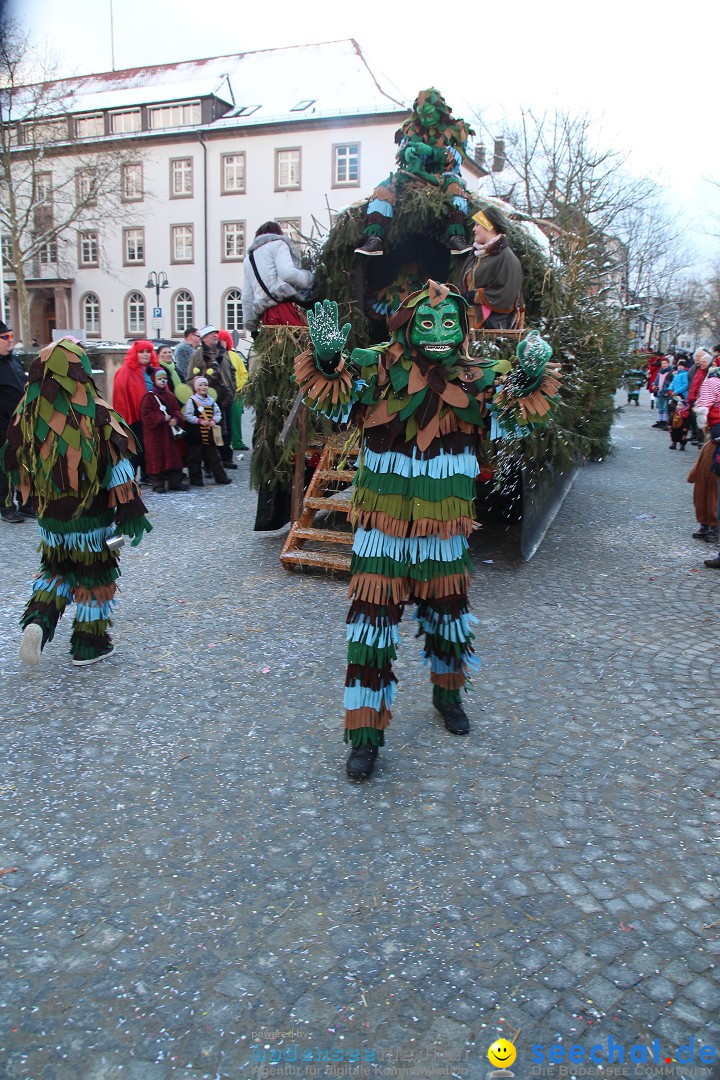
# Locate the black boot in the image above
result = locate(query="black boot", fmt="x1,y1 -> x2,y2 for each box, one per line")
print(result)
346,744 -> 378,779
435,698 -> 470,735
693,525 -> 711,540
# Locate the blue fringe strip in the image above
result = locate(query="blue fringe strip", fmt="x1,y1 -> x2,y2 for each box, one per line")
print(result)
414,609 -> 479,644
31,574 -> 74,601
107,458 -> 135,489
344,680 -> 397,711
352,527 -> 468,564
75,599 -> 115,623
38,524 -> 114,552
452,196 -> 469,212
367,198 -> 394,218
361,446 -> 478,480
346,615 -> 402,650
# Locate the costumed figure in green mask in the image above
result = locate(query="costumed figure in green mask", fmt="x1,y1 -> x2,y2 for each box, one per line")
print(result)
294,282 -> 560,778
1,338 -> 152,668
354,88 -> 475,258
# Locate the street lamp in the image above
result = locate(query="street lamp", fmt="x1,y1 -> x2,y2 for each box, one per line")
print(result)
145,271 -> 169,339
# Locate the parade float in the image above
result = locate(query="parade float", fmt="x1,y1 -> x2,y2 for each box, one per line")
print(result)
244,89 -> 624,569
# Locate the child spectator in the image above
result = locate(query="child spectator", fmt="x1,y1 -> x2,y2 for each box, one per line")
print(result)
183,377 -> 232,487
652,356 -> 673,429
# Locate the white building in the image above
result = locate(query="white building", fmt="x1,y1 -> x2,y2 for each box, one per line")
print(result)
1,40 -> 484,345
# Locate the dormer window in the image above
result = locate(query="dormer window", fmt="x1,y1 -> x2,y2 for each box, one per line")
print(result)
148,101 -> 201,130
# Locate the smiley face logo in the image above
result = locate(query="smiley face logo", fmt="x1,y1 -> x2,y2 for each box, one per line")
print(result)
487,1039 -> 517,1069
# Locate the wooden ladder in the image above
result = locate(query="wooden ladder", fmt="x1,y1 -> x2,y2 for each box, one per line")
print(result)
280,433 -> 358,573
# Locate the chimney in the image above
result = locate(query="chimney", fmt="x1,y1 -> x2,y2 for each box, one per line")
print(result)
492,137 -> 505,173
474,143 -> 486,170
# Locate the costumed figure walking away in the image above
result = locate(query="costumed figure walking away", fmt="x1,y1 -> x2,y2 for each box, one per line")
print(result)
354,88 -> 474,257
2,339 -> 152,667
295,282 -> 560,779
461,206 -> 525,330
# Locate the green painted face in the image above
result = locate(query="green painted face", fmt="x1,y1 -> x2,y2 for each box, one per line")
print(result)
408,298 -> 464,364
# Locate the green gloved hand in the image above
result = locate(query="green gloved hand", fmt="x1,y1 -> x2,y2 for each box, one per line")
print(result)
307,300 -> 351,366
515,330 -> 552,394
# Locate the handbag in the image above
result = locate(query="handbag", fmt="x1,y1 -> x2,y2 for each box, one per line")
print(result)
212,425 -> 224,447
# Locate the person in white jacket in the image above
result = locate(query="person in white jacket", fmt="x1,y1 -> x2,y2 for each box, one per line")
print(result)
242,222 -> 314,335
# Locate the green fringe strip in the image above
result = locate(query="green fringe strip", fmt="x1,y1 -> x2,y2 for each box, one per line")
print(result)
351,489 -> 474,522
356,470 -> 476,502
20,607 -> 57,643
433,685 -> 463,706
344,727 -> 386,748
70,625 -> 111,661
347,642 -> 398,667
116,513 -> 153,546
39,510 -> 114,534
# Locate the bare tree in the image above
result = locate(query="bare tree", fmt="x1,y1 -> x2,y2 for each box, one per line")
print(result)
0,19 -> 137,341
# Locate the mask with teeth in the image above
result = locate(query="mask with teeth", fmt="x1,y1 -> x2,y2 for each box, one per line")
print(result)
408,297 -> 465,365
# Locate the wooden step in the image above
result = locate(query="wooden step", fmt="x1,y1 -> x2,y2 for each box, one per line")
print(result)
280,548 -> 352,571
316,469 -> 357,483
291,527 -> 354,544
303,496 -> 353,512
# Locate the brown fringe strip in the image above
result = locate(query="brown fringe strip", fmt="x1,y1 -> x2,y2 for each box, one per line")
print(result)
430,671 -> 467,689
348,573 -> 410,606
74,584 -> 117,604
345,706 -> 392,731
411,572 -> 470,599
352,511 -> 475,539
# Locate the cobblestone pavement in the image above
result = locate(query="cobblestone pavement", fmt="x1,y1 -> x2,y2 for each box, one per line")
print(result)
1,394 -> 719,1080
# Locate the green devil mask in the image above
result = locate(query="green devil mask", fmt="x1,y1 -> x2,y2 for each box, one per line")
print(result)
408,298 -> 465,364
388,280 -> 470,366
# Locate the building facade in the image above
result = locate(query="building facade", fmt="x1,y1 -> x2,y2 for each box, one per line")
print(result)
1,40 -> 483,345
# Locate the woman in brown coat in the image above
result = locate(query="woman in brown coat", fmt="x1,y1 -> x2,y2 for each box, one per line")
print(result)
139,368 -> 189,493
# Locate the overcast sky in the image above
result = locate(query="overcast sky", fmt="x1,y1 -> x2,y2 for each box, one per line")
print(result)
9,0 -> 720,266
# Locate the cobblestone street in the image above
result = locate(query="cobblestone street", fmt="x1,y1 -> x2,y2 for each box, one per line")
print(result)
1,394 -> 718,1080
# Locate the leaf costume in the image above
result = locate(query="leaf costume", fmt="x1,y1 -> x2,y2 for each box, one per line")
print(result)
295,283 -> 560,752
358,88 -> 475,249
1,339 -> 152,663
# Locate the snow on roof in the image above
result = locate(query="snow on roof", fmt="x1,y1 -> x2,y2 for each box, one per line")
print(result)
8,40 -> 408,126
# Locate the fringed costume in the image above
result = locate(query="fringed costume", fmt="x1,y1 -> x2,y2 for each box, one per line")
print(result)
2,339 -> 152,665
355,88 -> 474,256
295,283 -> 560,776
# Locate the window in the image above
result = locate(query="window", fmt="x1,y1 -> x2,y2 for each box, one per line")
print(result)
222,221 -> 245,260
170,158 -> 193,198
1,235 -> 12,268
126,291 -> 146,335
275,148 -> 301,190
21,118 -> 67,145
148,101 -> 201,130
222,153 -> 246,194
81,292 -> 100,336
38,239 -> 58,264
75,113 -> 104,139
276,218 -> 303,246
123,227 -> 144,265
78,230 -> 98,267
290,99 -> 315,112
76,168 -> 97,205
224,289 -> 243,333
122,163 -> 143,201
110,109 -> 141,134
173,290 -> 194,335
171,225 -> 193,263
35,172 -> 52,205
333,143 -> 360,186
